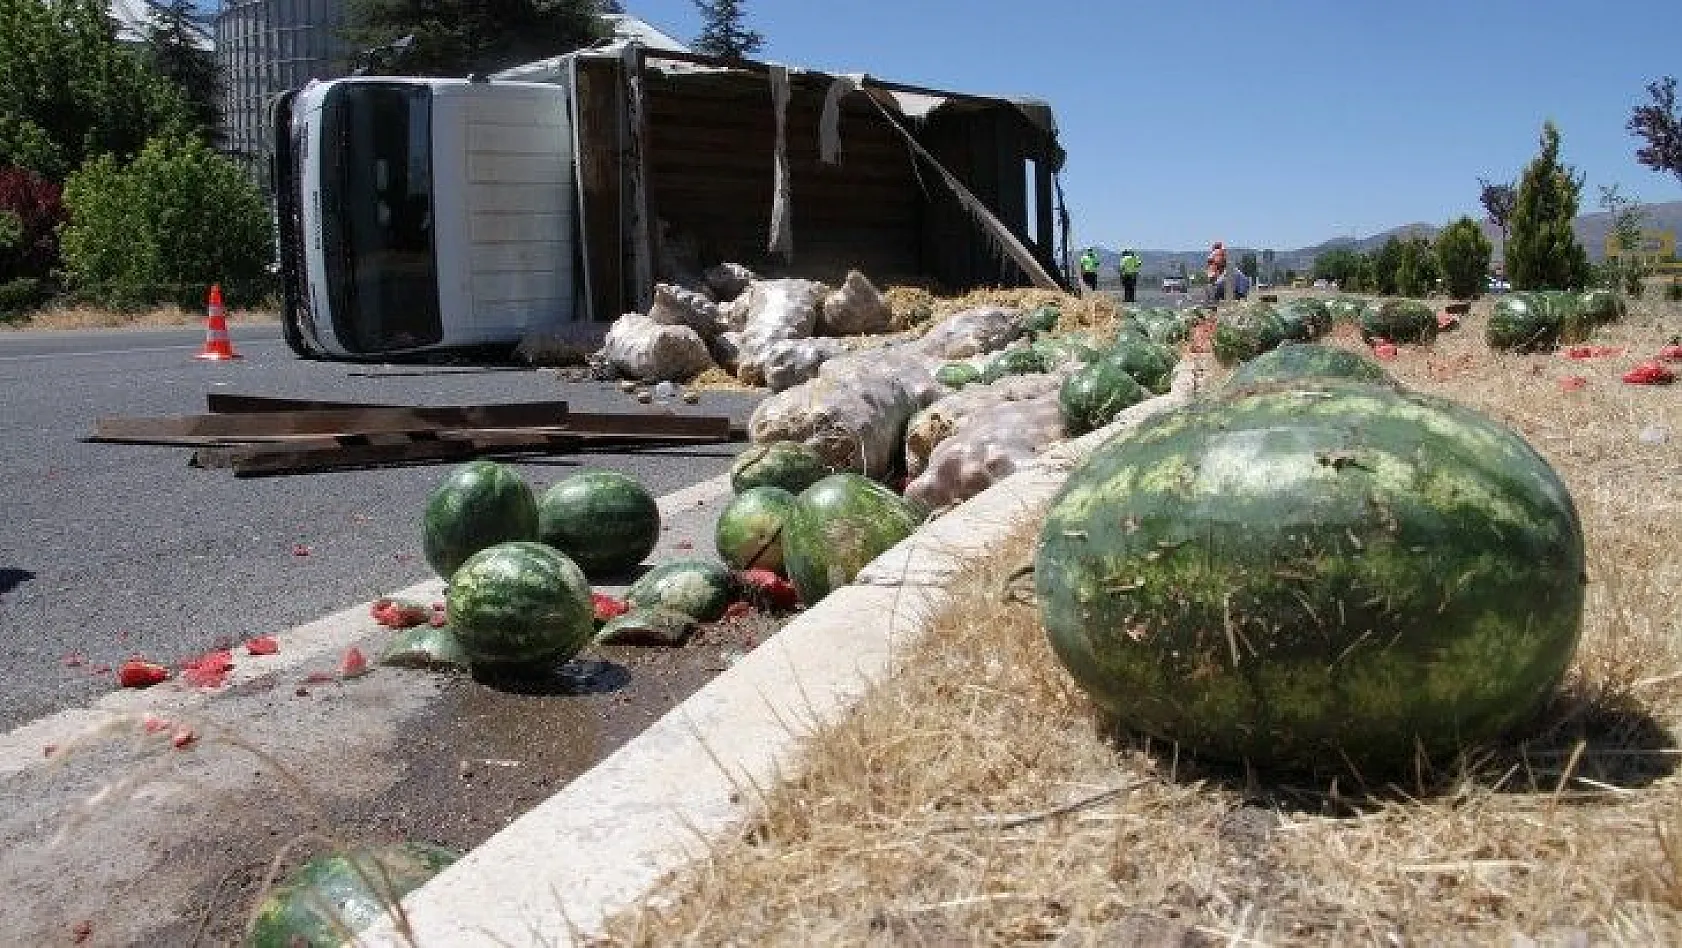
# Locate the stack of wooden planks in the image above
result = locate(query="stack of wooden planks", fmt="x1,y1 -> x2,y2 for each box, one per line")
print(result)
88,394 -> 745,477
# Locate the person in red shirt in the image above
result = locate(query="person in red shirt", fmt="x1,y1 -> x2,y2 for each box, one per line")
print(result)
1206,241 -> 1228,282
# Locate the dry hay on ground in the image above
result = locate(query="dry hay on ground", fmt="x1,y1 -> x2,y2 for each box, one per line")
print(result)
596,297 -> 1682,946
10,302 -> 278,331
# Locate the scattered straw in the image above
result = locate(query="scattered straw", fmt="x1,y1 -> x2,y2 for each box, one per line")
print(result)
8,303 -> 278,331
595,295 -> 1682,946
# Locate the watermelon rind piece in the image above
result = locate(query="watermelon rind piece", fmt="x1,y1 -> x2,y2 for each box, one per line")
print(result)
783,473 -> 927,604
625,559 -> 735,622
446,541 -> 595,667
421,460 -> 539,581
537,470 -> 660,578
731,441 -> 830,495
1035,378 -> 1585,774
1224,342 -> 1393,391
249,842 -> 458,948
597,607 -> 697,646
714,485 -> 799,573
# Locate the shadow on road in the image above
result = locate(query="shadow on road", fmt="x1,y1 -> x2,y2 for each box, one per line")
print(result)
0,568 -> 33,596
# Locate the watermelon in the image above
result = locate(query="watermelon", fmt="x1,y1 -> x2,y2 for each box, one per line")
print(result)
1358,298 -> 1438,344
422,460 -> 539,580
715,485 -> 799,572
1032,334 -> 1102,368
536,471 -> 660,578
1272,298 -> 1333,341
1224,342 -> 1392,390
1111,319 -> 1150,345
445,542 -> 595,667
1486,292 -> 1560,352
1326,297 -> 1366,324
1543,289 -> 1591,343
1211,304 -> 1287,366
936,361 -> 982,388
1106,336 -> 1175,393
249,842 -> 458,948
1578,288 -> 1625,326
982,346 -> 1050,383
1035,378 -> 1585,774
1022,304 -> 1060,333
783,473 -> 927,604
1137,309 -> 1190,345
1060,358 -> 1149,436
625,559 -> 735,622
731,441 -> 829,495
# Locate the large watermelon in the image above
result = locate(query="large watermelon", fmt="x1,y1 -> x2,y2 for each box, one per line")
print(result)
625,559 -> 735,621
936,361 -> 982,388
249,842 -> 458,948
1211,304 -> 1287,366
715,486 -> 799,572
422,460 -> 539,580
537,471 -> 660,578
1578,288 -> 1625,326
1272,298 -> 1333,341
446,541 -> 595,667
1035,379 -> 1585,774
1326,296 -> 1366,324
1486,292 -> 1560,352
1022,304 -> 1061,333
1137,309 -> 1190,345
783,473 -> 927,604
1224,342 -> 1392,390
1543,289 -> 1591,344
731,441 -> 829,495
1032,333 -> 1102,369
1106,336 -> 1175,393
1060,358 -> 1149,436
1358,298 -> 1438,344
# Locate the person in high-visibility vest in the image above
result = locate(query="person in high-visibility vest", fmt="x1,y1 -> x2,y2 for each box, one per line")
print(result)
1117,248 -> 1142,303
1078,248 -> 1100,292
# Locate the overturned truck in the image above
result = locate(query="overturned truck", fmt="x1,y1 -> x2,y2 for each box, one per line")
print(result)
271,41 -> 1069,360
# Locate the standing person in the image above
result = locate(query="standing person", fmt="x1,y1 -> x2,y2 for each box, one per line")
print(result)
1205,240 -> 1230,302
1078,247 -> 1100,292
1117,248 -> 1142,303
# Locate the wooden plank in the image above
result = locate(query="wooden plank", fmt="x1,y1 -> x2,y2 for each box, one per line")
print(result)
96,402 -> 576,439
93,416 -> 743,449
205,393 -> 392,413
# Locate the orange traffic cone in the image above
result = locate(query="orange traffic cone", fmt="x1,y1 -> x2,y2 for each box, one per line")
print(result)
194,284 -> 241,361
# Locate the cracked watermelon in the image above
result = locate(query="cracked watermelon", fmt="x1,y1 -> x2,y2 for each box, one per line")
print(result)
422,460 -> 539,580
1035,379 -> 1585,774
783,473 -> 927,604
249,842 -> 458,948
715,485 -> 799,573
446,541 -> 594,667
625,559 -> 735,622
537,470 -> 660,577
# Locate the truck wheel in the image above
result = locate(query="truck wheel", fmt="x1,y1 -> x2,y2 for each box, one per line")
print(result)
281,311 -> 320,360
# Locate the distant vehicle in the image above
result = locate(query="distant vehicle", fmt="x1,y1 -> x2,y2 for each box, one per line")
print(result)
1162,276 -> 1187,293
1312,278 -> 1331,290
1487,276 -> 1511,293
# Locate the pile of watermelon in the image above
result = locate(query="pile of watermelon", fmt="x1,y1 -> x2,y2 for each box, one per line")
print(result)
1487,289 -> 1625,352
1036,339 -> 1587,776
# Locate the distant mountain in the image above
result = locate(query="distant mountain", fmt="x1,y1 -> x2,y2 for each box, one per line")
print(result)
1094,200 -> 1682,279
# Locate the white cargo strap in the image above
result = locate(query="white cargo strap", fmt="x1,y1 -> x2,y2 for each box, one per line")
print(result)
767,64 -> 793,258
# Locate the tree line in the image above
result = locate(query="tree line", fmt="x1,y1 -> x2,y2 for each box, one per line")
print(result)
1314,101 -> 1682,301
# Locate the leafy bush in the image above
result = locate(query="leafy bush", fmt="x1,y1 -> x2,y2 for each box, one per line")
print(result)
59,135 -> 273,308
0,166 -> 64,287
0,276 -> 43,321
1434,217 -> 1493,299
1667,279 -> 1682,303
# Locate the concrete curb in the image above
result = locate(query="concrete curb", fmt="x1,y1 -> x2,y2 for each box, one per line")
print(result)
364,364 -> 1201,945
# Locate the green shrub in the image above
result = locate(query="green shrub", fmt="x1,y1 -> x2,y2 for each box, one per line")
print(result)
59,135 -> 274,308
1434,216 -> 1493,300
1667,280 -> 1682,303
0,276 -> 44,321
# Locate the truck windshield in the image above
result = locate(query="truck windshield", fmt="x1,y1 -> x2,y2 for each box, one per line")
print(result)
319,83 -> 442,353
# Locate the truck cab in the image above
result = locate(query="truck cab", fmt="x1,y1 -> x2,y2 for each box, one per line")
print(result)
274,77 -> 577,359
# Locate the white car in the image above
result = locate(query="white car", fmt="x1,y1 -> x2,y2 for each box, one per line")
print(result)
1487,276 -> 1511,293
1162,276 -> 1187,293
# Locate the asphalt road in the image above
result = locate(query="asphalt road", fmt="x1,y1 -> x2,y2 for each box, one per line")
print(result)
0,324 -> 759,733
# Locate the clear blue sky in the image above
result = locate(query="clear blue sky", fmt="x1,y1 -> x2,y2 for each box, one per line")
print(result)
627,0 -> 1682,251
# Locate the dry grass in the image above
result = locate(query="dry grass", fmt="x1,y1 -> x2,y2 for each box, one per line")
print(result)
8,302 -> 278,331
596,296 -> 1682,946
